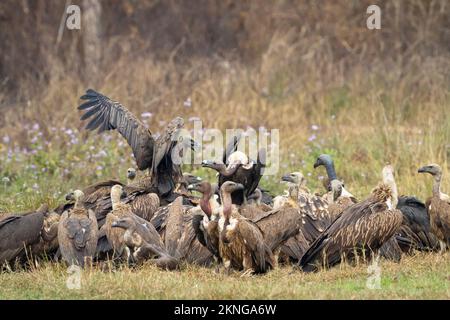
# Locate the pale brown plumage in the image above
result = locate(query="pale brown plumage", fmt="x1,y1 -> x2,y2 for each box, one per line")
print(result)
58,191 -> 98,267
418,164 -> 450,252
218,181 -> 275,274
300,165 -> 403,272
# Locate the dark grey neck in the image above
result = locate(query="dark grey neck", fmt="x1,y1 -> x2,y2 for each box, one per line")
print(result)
324,161 -> 338,181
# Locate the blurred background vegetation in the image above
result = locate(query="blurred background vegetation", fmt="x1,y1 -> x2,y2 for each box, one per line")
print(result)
0,0 -> 449,212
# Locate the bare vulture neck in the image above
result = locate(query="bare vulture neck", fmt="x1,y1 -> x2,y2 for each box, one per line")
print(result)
288,184 -> 299,200
323,161 -> 338,181
221,190 -> 232,226
383,173 -> 398,208
218,164 -> 240,177
200,189 -> 213,218
111,191 -> 122,211
432,173 -> 442,197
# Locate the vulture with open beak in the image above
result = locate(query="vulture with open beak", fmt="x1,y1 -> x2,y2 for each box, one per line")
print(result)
218,181 -> 275,275
77,89 -> 195,212
0,204 -> 59,267
299,165 -> 403,272
418,164 -> 450,252
202,133 -> 266,205
58,190 -> 98,267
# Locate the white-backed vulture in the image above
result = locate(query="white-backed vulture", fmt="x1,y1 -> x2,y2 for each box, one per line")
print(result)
299,165 -> 403,272
78,89 -> 195,206
0,204 -> 59,267
58,191 -> 98,267
418,164 -> 450,252
218,181 -> 275,275
202,133 -> 266,205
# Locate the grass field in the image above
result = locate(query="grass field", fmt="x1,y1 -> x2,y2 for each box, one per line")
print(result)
0,1 -> 449,300
0,252 -> 448,299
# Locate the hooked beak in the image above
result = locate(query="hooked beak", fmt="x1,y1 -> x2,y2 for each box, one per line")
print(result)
111,219 -> 128,229
65,193 -> 74,201
418,166 -> 429,174
201,160 -> 213,167
121,190 -> 127,199
281,174 -> 295,183
313,159 -> 322,169
233,183 -> 245,191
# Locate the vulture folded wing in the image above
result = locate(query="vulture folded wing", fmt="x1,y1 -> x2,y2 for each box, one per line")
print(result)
79,89 -> 154,170
236,221 -> 270,273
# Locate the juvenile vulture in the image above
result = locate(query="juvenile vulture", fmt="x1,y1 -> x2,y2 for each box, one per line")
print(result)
218,181 -> 275,275
299,165 -> 403,272
202,133 -> 266,205
279,172 -> 333,244
78,89 -> 194,203
58,190 -> 98,267
418,164 -> 450,252
111,217 -> 178,270
126,168 -> 160,221
0,204 -> 59,267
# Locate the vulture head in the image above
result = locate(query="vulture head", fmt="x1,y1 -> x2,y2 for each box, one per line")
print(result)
281,172 -> 306,186
220,181 -> 245,195
65,190 -> 85,207
314,154 -> 333,169
247,188 -> 263,205
188,181 -> 212,195
127,168 -> 137,181
418,164 -> 442,177
183,173 -> 202,185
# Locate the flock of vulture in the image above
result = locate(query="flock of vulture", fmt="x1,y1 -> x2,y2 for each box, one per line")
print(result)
1,89 -> 449,276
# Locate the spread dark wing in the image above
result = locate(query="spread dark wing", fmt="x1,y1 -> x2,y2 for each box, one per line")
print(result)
79,89 -> 154,170
151,117 -> 188,195
223,133 -> 242,164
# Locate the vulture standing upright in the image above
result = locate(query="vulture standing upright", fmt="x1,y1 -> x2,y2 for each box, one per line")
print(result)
218,181 -> 275,275
202,133 -> 266,205
77,89 -> 194,212
58,190 -> 98,267
189,181 -> 221,261
299,165 -> 403,272
418,164 -> 450,252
